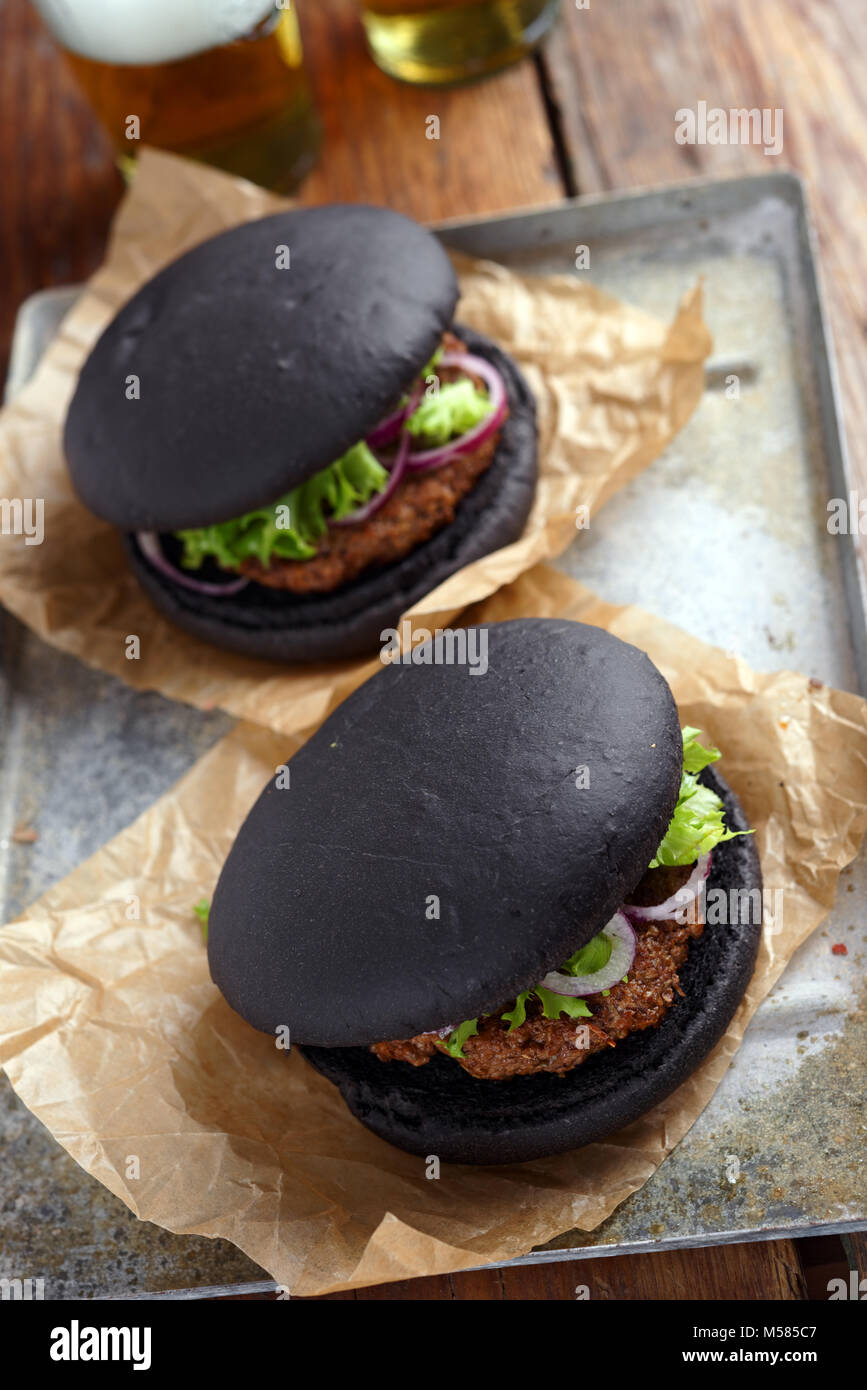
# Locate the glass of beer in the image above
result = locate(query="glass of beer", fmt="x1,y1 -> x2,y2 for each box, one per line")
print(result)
360,0 -> 561,85
31,0 -> 321,193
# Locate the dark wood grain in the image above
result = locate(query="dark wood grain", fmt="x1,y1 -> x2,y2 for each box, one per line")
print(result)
842,1230 -> 867,1282
565,1241 -> 809,1301
298,0 -> 563,219
0,0 -> 122,383
298,1236 -> 825,1299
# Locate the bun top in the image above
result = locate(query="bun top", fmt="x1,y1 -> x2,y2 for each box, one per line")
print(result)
208,619 -> 683,1048
64,205 -> 459,531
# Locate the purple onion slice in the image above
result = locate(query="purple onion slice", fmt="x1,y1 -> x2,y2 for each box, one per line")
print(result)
404,351 -> 508,472
331,428 -> 411,527
136,532 -> 250,596
539,912 -> 637,997
623,852 -> 712,924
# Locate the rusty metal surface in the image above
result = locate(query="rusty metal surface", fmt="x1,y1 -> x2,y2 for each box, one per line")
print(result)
0,173 -> 864,1297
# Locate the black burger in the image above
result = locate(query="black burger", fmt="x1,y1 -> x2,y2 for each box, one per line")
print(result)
206,619 -> 762,1165
63,206 -> 538,663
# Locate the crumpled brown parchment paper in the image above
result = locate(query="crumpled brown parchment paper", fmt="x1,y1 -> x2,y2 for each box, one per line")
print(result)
0,565 -> 865,1296
0,149 -> 710,738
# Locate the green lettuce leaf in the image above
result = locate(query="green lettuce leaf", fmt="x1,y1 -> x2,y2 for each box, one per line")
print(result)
650,727 -> 751,867
175,442 -> 389,572
681,725 -> 721,774
421,346 -> 444,377
464,984 -> 593,1042
441,729 -> 751,1062
406,379 -> 492,446
499,994 -> 530,1031
441,1017 -> 479,1059
451,927 -> 606,1046
174,362 -> 493,574
193,899 -> 210,941
534,988 -> 593,1022
561,932 -> 613,977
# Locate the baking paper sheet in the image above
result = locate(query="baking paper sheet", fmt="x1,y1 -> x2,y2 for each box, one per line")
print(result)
0,566 -> 865,1296
0,149 -> 709,737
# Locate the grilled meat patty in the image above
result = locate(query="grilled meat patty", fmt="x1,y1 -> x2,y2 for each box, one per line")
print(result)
239,332 -> 503,596
371,865 -> 702,1081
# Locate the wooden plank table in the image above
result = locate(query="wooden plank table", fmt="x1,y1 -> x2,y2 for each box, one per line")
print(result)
0,0 -> 861,1300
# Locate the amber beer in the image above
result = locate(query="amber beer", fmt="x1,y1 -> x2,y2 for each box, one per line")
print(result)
32,1 -> 320,192
360,0 -> 561,84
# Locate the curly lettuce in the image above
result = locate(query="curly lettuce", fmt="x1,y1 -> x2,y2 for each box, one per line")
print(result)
407,380 -> 492,446
174,363 -> 494,575
650,727 -> 749,867
441,728 -> 750,1059
445,931 -> 612,1056
440,1018 -> 480,1059
193,899 -> 210,941
445,978 -> 597,1059
175,442 -> 388,571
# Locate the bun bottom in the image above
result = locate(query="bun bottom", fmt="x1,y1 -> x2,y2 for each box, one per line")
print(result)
299,769 -> 763,1165
123,326 -> 537,664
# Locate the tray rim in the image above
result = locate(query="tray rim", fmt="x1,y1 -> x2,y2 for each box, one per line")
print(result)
3,169 -> 864,1293
433,169 -> 867,696
13,172 -> 864,696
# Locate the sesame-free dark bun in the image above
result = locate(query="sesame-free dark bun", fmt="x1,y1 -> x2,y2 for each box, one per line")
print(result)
299,769 -> 762,1165
65,205 -> 459,531
122,327 -> 537,663
207,619 -> 683,1046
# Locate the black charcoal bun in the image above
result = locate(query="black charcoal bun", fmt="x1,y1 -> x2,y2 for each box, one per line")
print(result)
64,204 -> 460,531
300,768 -> 762,1165
208,619 -> 684,1049
122,325 -> 537,662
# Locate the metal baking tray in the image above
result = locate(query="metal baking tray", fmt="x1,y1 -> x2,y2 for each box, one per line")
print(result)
1,172 -> 865,1299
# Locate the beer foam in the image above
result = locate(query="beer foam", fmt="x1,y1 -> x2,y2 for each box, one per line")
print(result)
33,0 -> 276,66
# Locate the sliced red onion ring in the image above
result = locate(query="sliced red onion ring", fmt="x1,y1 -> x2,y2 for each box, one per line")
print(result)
136,532 -> 250,596
332,428 -> 410,527
366,407 -> 406,450
366,382 -> 424,452
405,351 -> 508,472
539,912 -> 636,997
622,852 -> 712,924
